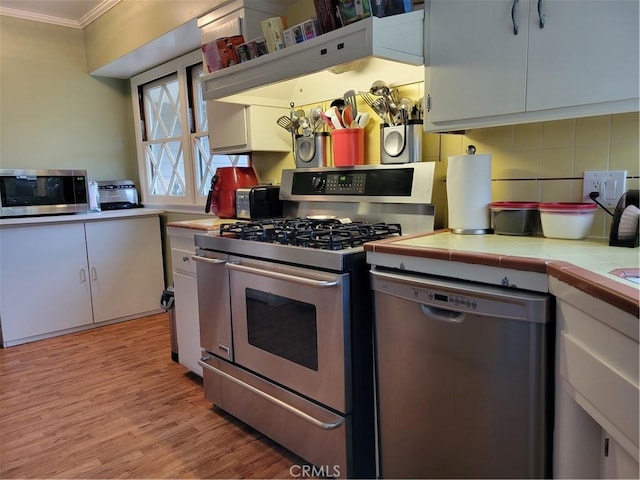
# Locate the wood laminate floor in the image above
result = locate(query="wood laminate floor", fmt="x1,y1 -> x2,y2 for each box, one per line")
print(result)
0,313 -> 309,479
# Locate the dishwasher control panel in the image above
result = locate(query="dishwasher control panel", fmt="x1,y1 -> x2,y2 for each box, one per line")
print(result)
371,268 -> 550,320
407,285 -> 480,311
431,291 -> 478,310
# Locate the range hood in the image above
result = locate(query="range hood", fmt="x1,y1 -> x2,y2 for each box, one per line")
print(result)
201,9 -> 425,107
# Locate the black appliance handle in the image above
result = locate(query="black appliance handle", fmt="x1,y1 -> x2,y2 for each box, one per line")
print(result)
205,174 -> 219,214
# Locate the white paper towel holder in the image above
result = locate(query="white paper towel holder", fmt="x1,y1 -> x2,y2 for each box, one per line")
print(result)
447,145 -> 494,235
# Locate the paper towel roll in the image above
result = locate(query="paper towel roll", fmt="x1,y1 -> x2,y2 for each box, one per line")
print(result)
447,153 -> 492,233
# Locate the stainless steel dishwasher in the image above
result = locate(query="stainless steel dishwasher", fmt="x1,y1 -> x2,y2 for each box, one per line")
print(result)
371,268 -> 553,479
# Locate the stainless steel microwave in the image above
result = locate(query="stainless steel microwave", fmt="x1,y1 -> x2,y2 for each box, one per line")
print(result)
0,169 -> 89,218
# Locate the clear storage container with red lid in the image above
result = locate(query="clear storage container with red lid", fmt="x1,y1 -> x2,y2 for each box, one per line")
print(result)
489,201 -> 540,235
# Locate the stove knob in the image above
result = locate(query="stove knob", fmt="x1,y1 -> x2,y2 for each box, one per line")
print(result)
311,176 -> 325,192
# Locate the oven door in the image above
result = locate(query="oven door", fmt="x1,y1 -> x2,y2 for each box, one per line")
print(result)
227,256 -> 350,414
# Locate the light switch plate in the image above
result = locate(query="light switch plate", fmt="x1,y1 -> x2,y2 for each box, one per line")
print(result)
582,170 -> 627,208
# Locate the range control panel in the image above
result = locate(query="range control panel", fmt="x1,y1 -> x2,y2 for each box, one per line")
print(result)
289,167 -> 414,196
324,173 -> 367,194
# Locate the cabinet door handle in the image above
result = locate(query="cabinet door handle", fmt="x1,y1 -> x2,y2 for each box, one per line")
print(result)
537,0 -> 545,28
80,268 -> 87,283
182,255 -> 190,262
91,266 -> 98,281
511,0 -> 520,35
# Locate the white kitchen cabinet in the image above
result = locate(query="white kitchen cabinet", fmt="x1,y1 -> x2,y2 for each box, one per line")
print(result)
550,277 -> 639,479
602,432 -> 640,479
425,0 -> 640,131
0,215 -> 164,347
0,223 -> 94,344
85,217 -> 164,323
167,223 -> 214,377
206,101 -> 290,153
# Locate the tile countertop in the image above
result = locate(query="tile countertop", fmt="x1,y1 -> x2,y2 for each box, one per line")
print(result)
166,218 -> 232,231
364,230 -> 640,318
166,218 -> 248,233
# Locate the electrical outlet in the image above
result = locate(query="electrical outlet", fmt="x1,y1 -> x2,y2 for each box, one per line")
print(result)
582,170 -> 627,208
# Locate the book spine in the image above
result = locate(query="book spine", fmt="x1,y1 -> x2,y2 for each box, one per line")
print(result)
312,0 -> 340,34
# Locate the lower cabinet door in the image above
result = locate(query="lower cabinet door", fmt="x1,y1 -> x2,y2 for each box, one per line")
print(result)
85,217 -> 164,323
0,223 -> 93,344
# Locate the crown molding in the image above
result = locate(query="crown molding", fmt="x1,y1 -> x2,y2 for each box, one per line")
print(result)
0,0 -> 120,29
79,0 -> 121,28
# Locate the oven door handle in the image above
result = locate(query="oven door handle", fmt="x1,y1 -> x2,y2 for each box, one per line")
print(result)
191,255 -> 226,265
198,357 -> 344,430
225,262 -> 339,288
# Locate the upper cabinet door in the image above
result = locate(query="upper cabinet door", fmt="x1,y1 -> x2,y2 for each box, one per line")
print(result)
207,101 -> 249,153
427,0 -> 529,123
206,101 -> 290,154
526,0 -> 640,111
425,0 -> 639,132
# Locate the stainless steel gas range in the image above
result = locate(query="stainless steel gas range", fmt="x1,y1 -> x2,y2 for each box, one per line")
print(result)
193,163 -> 436,478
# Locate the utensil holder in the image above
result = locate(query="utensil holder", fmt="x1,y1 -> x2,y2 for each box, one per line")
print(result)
332,128 -> 365,167
380,120 -> 423,164
295,133 -> 329,168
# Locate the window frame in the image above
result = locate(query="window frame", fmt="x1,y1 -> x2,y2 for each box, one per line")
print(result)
130,50 -> 202,211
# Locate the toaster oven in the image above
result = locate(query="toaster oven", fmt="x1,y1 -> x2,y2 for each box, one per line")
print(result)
97,180 -> 141,210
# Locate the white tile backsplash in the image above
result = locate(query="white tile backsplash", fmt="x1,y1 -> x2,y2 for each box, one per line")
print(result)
434,113 -> 639,238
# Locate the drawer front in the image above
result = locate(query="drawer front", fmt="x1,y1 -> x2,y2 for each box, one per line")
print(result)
171,248 -> 196,275
559,331 -> 639,449
200,355 -> 348,476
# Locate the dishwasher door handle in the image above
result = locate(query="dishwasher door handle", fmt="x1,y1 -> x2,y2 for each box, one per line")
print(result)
420,304 -> 465,323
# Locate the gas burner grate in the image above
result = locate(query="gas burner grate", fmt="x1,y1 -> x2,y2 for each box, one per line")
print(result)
219,218 -> 402,250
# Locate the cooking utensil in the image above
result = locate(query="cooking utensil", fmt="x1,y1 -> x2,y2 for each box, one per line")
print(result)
320,111 -> 335,130
389,88 -> 401,107
360,91 -> 376,107
370,80 -> 390,96
356,112 -> 370,128
326,106 -> 345,129
276,115 -> 295,132
309,106 -> 324,132
398,98 -> 414,124
417,97 -> 424,119
361,92 -> 388,122
344,89 -> 358,118
298,113 -> 312,136
342,104 -> 354,127
371,97 -> 391,124
330,98 -> 346,113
